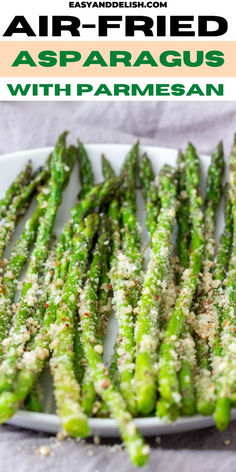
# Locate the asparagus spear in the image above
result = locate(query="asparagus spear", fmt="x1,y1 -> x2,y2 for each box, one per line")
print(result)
24,383 -> 42,412
80,367 -> 96,416
213,186 -> 233,285
25,238 -> 57,346
98,253 -> 112,338
194,142 -> 224,415
0,169 -> 55,359
77,156 -> 119,414
135,164 -> 177,415
102,154 -> 115,181
212,187 -> 233,430
141,152 -> 177,377
73,321 -> 85,386
176,151 -> 190,274
70,176 -> 123,225
0,177 -> 123,423
79,153 -> 113,415
78,140 -> 94,198
175,151 -> 195,416
103,151 -> 143,411
0,163 -> 50,260
110,143 -> 143,415
22,241 -> 57,412
0,132 -> 74,393
0,204 -> 76,423
50,213 -> 99,437
203,142 -> 224,269
94,255 -> 113,421
81,215 -> 110,416
139,152 -> 154,199
0,206 -> 41,360
157,143 -> 204,412
213,137 -> 236,429
102,155 -> 121,387
73,140 -> 96,386
0,161 -> 32,219
177,144 -> 224,416
0,220 -> 73,423
177,332 -> 196,416
153,157 -> 177,334
102,155 -> 121,260
121,141 -> 138,210
120,145 -> 143,305
157,397 -> 179,421
74,143 -> 95,406
81,223 -> 111,416
139,152 -> 159,240
79,222 -> 149,467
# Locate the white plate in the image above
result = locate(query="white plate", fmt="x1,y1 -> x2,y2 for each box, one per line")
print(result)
0,143 -> 231,436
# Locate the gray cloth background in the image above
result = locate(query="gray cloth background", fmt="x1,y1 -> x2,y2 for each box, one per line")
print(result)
0,100 -> 236,472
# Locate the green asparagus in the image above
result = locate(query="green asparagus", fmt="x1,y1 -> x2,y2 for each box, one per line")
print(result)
24,383 -> 42,412
80,154 -> 114,415
0,168 -> 123,422
194,142 -> 224,415
74,143 -> 95,395
78,140 -> 94,198
110,143 -> 142,415
135,164 -> 177,415
0,135 -> 234,464
175,151 -> 196,416
139,152 -> 159,240
81,216 -> 110,415
0,206 -> 41,360
0,132 -> 74,393
213,137 -> 236,429
157,143 -> 204,412
102,154 -> 116,181
0,163 -> 49,260
81,223 -> 111,416
211,186 -> 233,430
0,161 -> 32,219
0,195 -> 76,423
176,151 -> 190,274
102,154 -> 120,387
50,213 -> 99,437
79,221 -> 149,467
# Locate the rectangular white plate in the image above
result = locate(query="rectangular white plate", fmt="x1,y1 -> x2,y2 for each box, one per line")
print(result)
0,143 -> 232,437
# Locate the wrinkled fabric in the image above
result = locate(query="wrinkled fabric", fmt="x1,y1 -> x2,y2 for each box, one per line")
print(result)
0,100 -> 235,472
0,101 -> 236,156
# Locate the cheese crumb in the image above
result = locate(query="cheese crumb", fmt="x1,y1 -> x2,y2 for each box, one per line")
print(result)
56,431 -> 68,441
223,440 -> 231,446
36,445 -> 51,457
155,436 -> 161,445
93,435 -> 101,445
94,344 -> 103,355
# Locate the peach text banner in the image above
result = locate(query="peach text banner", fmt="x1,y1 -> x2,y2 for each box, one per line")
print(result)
0,41 -> 236,78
